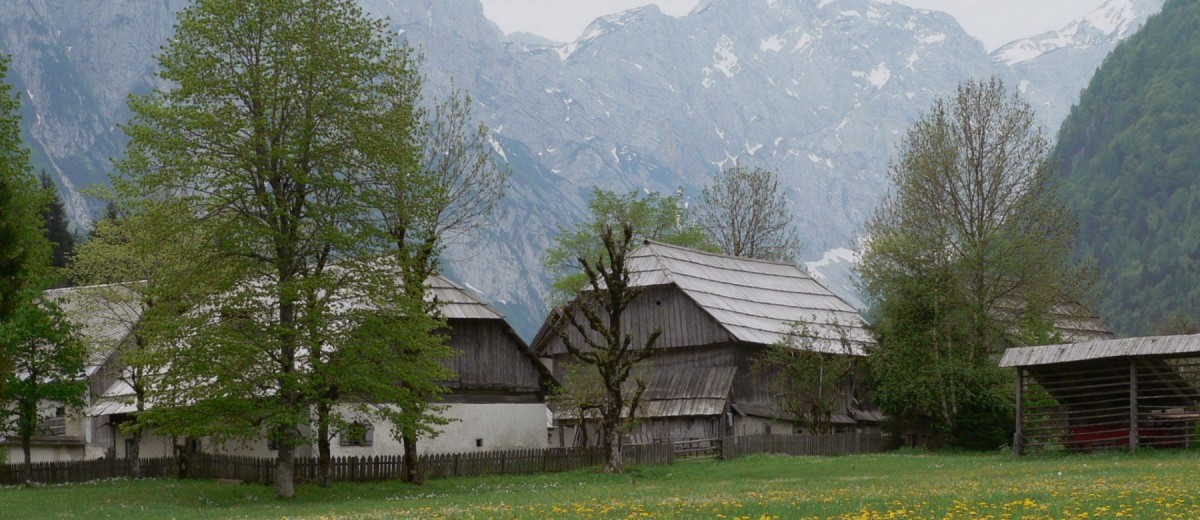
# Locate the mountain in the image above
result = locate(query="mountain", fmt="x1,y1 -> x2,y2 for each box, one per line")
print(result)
995,0 -> 1164,128
0,0 -> 1164,338
1052,0 -> 1200,336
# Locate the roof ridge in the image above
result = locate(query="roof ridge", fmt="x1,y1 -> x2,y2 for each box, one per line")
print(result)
641,239 -> 802,268
641,241 -> 679,287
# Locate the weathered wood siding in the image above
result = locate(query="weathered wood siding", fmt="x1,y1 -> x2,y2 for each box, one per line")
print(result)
538,285 -> 732,357
628,416 -> 722,442
444,319 -> 542,394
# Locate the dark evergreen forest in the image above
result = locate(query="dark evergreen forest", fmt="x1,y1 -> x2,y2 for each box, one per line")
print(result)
1053,0 -> 1200,335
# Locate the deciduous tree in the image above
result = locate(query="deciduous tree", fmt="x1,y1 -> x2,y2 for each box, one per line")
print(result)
697,166 -> 803,263
0,287 -> 86,481
859,78 -> 1089,448
116,0 -> 449,497
544,188 -> 711,301
549,224 -> 658,474
758,318 -> 860,434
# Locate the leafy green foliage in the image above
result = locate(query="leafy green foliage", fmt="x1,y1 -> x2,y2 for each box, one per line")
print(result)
1053,0 -> 1200,335
860,78 -> 1085,448
113,0 -> 456,497
0,54 -> 50,320
543,188 -> 713,301
0,286 -> 87,479
758,319 -> 859,434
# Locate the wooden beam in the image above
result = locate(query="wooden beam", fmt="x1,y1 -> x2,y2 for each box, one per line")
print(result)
1129,359 -> 1139,452
1014,367 -> 1024,457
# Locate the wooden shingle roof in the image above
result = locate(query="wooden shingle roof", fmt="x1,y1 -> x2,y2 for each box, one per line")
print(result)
44,283 -> 144,375
1000,334 -> 1200,368
426,274 -> 505,321
639,367 -> 736,418
625,241 -> 871,353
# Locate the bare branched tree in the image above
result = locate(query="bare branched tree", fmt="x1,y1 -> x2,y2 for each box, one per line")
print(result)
697,166 -> 803,264
551,224 -> 659,474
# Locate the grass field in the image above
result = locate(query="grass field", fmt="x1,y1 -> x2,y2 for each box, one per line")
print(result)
3,450 -> 1200,519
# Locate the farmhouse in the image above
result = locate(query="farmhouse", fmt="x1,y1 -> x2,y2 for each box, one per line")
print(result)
1,283 -> 143,463
1002,334 -> 1200,454
532,240 -> 877,446
10,275 -> 549,463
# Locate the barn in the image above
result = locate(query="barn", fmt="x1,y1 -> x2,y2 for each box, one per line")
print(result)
532,240 -> 877,447
1001,334 -> 1200,454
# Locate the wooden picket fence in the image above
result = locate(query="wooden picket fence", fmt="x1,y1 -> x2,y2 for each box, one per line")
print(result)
721,431 -> 886,460
0,456 -> 177,486
0,432 -> 881,486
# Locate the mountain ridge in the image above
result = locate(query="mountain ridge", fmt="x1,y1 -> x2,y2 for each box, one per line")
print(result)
0,0 -> 1164,337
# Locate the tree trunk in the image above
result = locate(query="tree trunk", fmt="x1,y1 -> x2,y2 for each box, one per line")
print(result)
403,432 -> 423,485
603,420 -> 623,474
601,396 -> 624,474
21,433 -> 32,482
275,427 -> 296,499
128,431 -> 142,478
317,403 -> 331,487
20,398 -> 35,482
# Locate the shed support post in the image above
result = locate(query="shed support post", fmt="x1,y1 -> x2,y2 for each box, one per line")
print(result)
1013,367 -> 1024,457
1129,359 -> 1139,452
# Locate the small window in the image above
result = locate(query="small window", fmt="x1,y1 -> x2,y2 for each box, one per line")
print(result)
55,406 -> 66,417
475,438 -> 483,448
340,422 -> 374,447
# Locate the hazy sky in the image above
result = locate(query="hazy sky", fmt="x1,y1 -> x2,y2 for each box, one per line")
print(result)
479,0 -> 1110,51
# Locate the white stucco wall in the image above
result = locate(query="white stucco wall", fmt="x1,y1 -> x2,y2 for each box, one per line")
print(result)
90,402 -> 549,462
328,403 -> 549,457
4,443 -> 88,464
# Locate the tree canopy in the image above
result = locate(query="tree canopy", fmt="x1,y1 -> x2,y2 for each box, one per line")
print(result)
114,0 -> 456,497
697,166 -> 803,264
543,188 -> 713,301
1053,0 -> 1200,335
859,78 -> 1088,449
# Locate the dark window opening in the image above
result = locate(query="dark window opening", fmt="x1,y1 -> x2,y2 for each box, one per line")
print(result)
340,422 -> 374,447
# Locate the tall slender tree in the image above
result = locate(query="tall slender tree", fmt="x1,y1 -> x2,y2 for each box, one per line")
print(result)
0,54 -> 48,321
38,171 -> 74,271
859,78 -> 1090,448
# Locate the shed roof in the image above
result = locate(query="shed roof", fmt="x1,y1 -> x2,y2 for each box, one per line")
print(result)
625,241 -> 871,353
1000,334 -> 1200,368
639,367 -> 736,418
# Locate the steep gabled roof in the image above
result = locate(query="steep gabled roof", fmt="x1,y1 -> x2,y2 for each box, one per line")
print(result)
625,241 -> 871,354
44,283 -> 144,375
426,274 -> 505,321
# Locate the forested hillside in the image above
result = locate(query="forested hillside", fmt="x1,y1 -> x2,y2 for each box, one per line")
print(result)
1053,0 -> 1200,335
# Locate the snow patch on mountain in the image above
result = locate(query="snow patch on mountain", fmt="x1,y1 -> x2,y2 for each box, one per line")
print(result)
759,35 -> 784,53
805,247 -> 859,280
993,0 -> 1146,65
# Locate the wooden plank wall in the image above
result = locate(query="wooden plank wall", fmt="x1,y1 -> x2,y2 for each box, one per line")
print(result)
445,319 -> 541,392
539,286 -> 732,357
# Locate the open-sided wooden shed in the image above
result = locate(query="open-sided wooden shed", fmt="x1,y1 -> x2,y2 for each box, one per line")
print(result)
1001,335 -> 1200,454
533,240 -> 877,445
